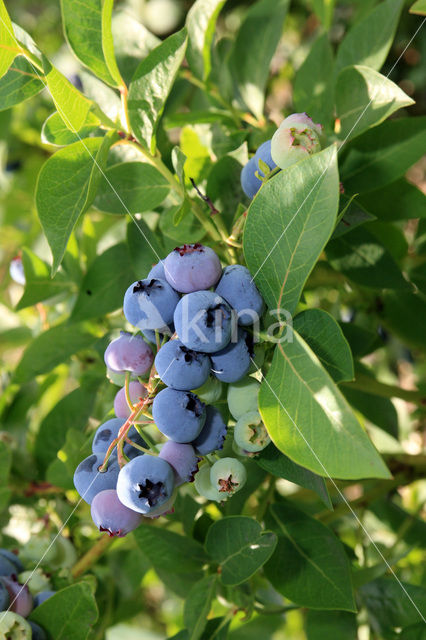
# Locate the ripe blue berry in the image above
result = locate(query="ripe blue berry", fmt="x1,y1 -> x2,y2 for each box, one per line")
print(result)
227,376 -> 260,420
210,457 -> 247,497
116,455 -> 175,514
141,323 -> 174,345
241,157 -> 262,199
90,489 -> 142,536
33,590 -> 56,607
92,419 -> 146,460
210,328 -> 251,383
0,579 -> 9,609
174,291 -> 234,353
104,332 -> 153,376
152,388 -> 206,443
159,441 -> 199,485
144,491 -> 177,519
0,550 -> 23,574
147,261 -> 166,280
114,381 -> 147,418
192,406 -> 227,455
194,465 -> 224,502
0,576 -> 33,617
164,244 -> 222,293
0,555 -> 19,578
29,622 -> 47,640
73,453 -> 120,504
271,113 -> 322,170
123,278 -> 179,331
215,265 -> 264,326
154,339 -> 210,390
254,140 -> 277,176
234,411 -> 270,453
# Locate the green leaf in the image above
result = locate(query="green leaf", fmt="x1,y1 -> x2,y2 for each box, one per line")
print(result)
293,33 -> 334,126
134,525 -> 208,575
341,117 -> 426,194
160,204 -> 206,244
343,386 -> 398,439
368,498 -> 426,549
60,0 -> 119,86
207,155 -> 245,227
29,583 -> 98,639
187,0 -> 226,81
111,10 -> 160,85
400,623 -> 426,639
183,575 -> 217,640
0,441 -> 12,512
358,578 -> 426,631
205,516 -> 277,586
244,145 -> 339,316
332,197 -> 376,239
293,309 -> 354,383
357,179 -> 426,222
264,502 -> 356,611
101,0 -> 123,86
335,65 -> 413,140
410,0 -> 426,14
0,0 -> 18,80
339,322 -> 381,359
230,0 -> 289,118
36,135 -> 113,274
70,243 -> 136,322
35,382 -> 100,472
256,444 -> 332,509
309,0 -> 335,28
128,28 -> 188,151
334,0 -> 404,75
126,218 -> 165,277
326,226 -> 411,290
0,55 -> 43,111
171,145 -> 187,185
42,54 -> 93,131
16,247 -> 71,310
94,161 -> 170,214
41,110 -> 101,146
306,610 -> 357,640
14,324 -> 97,383
259,332 -> 391,479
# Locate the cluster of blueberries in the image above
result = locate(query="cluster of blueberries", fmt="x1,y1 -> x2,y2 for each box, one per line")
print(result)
0,548 -> 55,639
73,243 -> 272,537
240,113 -> 322,199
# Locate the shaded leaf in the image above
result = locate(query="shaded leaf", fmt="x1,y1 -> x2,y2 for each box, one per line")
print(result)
16,247 -> 71,310
29,583 -> 98,639
341,117 -> 426,194
41,111 -> 101,146
184,575 -> 217,640
94,161 -> 170,214
134,525 -> 208,574
359,578 -> 426,631
256,444 -> 332,509
326,226 -> 411,290
14,324 -> 97,383
293,33 -> 334,126
357,179 -> 426,222
205,516 -> 277,586
306,610 -> 357,640
264,502 -> 356,611
126,218 -> 165,277
334,0 -> 404,75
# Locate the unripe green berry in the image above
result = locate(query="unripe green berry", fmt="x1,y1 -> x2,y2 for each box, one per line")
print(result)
234,411 -> 270,453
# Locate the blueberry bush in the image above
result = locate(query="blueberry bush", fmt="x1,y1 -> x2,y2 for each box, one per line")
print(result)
1,0 -> 426,638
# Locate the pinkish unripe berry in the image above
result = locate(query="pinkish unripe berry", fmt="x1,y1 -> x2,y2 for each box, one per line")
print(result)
271,112 -> 322,170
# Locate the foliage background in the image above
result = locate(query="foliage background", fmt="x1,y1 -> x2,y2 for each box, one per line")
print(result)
0,0 -> 425,638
